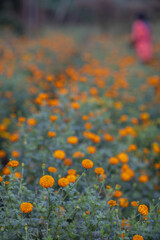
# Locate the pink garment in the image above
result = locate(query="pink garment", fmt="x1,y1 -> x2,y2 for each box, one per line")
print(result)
131,20 -> 153,62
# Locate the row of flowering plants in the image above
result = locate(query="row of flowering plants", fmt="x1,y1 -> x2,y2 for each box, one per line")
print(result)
0,161 -> 160,239
0,28 -> 160,239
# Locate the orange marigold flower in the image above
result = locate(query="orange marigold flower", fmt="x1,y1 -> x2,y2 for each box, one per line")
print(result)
48,131 -> 56,137
13,172 -> 22,179
82,115 -> 89,121
94,167 -> 104,175
58,178 -> 69,187
0,124 -> 7,131
131,118 -> 138,125
39,175 -> 55,188
87,146 -> 96,154
128,144 -> 137,151
109,157 -> 119,165
107,200 -> 117,207
132,235 -> 144,240
0,150 -> 6,158
12,150 -> 20,158
2,166 -> 10,175
118,198 -> 129,208
56,206 -> 66,216
10,133 -> 19,142
67,174 -> 76,183
121,172 -> 131,181
64,158 -> 72,166
86,210 -> 90,215
114,190 -> 122,198
67,169 -> 76,175
54,150 -> 65,159
7,160 -> 19,167
82,159 -> 93,169
27,118 -> 37,126
20,202 -> 33,213
48,167 -> 57,173
18,117 -> 26,123
73,151 -> 84,158
104,133 -> 114,142
67,136 -> 78,145
71,102 -> 80,110
85,122 -> 93,130
138,204 -> 148,216
131,201 -> 138,207
140,112 -> 150,121
50,115 -> 58,122
0,176 -> 3,183
106,185 -> 111,189
121,219 -> 131,229
99,173 -> 107,181
117,152 -> 129,163
139,175 -> 149,183
5,181 -> 9,185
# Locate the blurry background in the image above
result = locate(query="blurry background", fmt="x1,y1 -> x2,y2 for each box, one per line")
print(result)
0,0 -> 160,34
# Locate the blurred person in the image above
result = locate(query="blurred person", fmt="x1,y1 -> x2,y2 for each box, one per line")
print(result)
131,13 -> 153,63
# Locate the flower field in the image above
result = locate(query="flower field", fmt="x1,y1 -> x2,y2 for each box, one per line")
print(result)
0,27 -> 160,240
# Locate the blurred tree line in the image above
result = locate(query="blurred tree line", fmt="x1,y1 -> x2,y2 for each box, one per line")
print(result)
0,0 -> 160,32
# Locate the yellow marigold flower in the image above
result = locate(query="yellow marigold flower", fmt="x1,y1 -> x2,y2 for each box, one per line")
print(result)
107,200 -> 116,207
139,175 -> 149,183
54,150 -> 65,159
118,198 -> 129,208
58,178 -> 69,187
48,167 -> 57,173
67,136 -> 78,145
0,176 -> 3,182
67,169 -> 76,175
117,152 -> 129,163
132,235 -> 144,240
114,190 -> 122,198
138,204 -> 148,216
82,159 -> 93,169
20,202 -> 33,213
39,175 -> 55,188
27,118 -> 37,126
131,201 -> 138,207
50,115 -> 58,122
109,157 -> 119,165
67,174 -> 76,183
94,167 -> 104,175
7,160 -> 19,167
48,131 -> 56,137
87,146 -> 96,154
